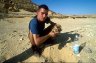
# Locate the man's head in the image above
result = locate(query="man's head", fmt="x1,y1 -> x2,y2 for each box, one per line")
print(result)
36,4 -> 49,22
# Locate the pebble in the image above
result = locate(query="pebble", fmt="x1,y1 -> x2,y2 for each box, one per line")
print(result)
13,30 -> 17,33
20,37 -> 24,41
19,34 -> 23,37
44,57 -> 53,62
11,35 -> 16,38
45,58 -> 48,62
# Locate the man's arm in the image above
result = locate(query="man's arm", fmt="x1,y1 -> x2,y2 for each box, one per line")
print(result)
32,34 -> 50,46
31,30 -> 56,46
29,30 -> 50,46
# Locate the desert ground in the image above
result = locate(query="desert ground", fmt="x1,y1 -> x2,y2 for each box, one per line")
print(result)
0,9 -> 96,63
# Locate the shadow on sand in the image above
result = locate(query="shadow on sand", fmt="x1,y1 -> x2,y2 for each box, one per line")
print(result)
79,42 -> 86,53
3,47 -> 34,63
56,32 -> 80,50
3,32 -> 80,63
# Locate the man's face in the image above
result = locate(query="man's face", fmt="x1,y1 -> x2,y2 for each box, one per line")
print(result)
37,8 -> 48,22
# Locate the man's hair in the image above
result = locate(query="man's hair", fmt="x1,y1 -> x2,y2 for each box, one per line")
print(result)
38,4 -> 49,10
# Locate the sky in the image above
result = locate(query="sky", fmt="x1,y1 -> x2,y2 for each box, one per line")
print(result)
31,0 -> 96,15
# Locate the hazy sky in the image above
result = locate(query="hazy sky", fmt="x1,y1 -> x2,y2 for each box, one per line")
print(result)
31,0 -> 96,15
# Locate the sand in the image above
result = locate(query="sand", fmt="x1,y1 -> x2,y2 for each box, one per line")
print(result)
0,10 -> 96,63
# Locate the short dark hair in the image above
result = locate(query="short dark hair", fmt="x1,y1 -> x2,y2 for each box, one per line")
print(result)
38,4 -> 49,10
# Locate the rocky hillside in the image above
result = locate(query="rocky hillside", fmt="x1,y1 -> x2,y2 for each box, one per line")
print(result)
1,0 -> 95,18
0,0 -> 61,17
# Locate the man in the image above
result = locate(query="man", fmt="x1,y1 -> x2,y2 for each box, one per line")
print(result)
28,4 -> 59,53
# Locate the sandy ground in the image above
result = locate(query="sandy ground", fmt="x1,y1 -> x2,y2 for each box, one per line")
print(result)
0,10 -> 96,63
